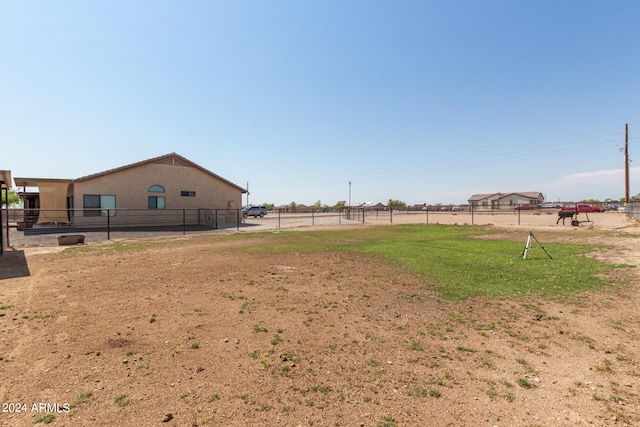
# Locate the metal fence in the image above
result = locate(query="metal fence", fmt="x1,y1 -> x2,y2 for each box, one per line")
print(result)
626,202 -> 640,221
1,204 -> 633,249
1,209 -> 6,254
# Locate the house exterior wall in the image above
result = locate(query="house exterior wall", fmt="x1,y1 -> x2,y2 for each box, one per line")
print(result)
469,193 -> 544,209
71,161 -> 242,226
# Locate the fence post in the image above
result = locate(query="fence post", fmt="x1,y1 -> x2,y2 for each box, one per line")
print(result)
183,209 -> 186,235
0,199 -> 4,255
312,210 -> 314,226
278,209 -> 281,230
107,211 -> 111,240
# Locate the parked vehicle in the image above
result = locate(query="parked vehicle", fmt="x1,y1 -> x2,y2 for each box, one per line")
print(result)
242,206 -> 268,218
561,204 -> 602,213
540,202 -> 562,209
605,203 -> 621,211
451,206 -> 464,211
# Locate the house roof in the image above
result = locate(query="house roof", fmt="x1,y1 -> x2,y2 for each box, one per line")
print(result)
13,177 -> 72,188
0,170 -> 12,189
468,192 -> 542,201
14,153 -> 246,193
75,152 -> 246,193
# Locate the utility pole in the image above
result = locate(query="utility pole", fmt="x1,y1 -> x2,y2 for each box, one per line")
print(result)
246,181 -> 249,207
625,124 -> 630,203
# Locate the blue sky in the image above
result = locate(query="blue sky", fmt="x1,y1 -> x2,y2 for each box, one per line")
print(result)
2,1 -> 639,206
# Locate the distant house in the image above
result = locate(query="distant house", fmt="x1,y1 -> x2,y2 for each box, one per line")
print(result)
360,202 -> 386,210
468,192 -> 543,209
14,153 -> 246,227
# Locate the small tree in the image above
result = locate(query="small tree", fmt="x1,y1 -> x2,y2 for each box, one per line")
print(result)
388,199 -> 407,208
289,201 -> 297,211
335,201 -> 346,211
1,190 -> 21,207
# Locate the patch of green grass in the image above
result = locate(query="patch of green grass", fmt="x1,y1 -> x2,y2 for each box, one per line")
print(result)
70,391 -> 93,409
33,414 -> 56,424
378,416 -> 398,427
595,360 -> 613,372
309,384 -> 332,394
114,393 -> 131,407
239,225 -> 621,300
516,358 -> 537,373
517,378 -> 534,389
408,341 -> 424,351
253,324 -> 268,333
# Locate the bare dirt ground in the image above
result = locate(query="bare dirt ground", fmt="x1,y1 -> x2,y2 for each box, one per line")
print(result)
1,213 -> 639,426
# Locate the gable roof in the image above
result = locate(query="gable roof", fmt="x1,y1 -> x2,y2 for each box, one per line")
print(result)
469,192 -> 542,201
468,193 -> 498,201
75,153 -> 246,193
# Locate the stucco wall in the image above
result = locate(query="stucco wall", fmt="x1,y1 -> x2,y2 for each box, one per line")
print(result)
71,161 -> 242,226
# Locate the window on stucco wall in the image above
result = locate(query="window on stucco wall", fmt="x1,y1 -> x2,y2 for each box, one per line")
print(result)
148,185 -> 165,209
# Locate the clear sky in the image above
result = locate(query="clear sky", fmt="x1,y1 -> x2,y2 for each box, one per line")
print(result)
2,1 -> 640,206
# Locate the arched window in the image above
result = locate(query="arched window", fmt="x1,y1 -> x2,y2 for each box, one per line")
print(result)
148,184 -> 166,209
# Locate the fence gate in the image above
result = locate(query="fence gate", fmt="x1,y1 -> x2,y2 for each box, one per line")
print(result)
342,207 -> 364,222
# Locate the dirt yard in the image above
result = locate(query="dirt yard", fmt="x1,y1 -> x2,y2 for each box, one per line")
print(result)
1,213 -> 639,426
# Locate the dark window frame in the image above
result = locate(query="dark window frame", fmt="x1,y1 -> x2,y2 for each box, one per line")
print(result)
148,196 -> 166,209
83,194 -> 116,217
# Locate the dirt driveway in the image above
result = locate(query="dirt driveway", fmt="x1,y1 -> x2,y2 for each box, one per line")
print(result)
0,214 -> 639,426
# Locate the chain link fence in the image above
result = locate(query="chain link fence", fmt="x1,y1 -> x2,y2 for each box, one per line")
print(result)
2,203 -> 634,249
625,202 -> 640,221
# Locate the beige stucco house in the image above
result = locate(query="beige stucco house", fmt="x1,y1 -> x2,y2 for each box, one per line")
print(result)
14,153 -> 246,228
468,192 -> 544,209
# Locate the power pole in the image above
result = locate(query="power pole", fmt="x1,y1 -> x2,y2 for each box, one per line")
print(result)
625,124 -> 630,203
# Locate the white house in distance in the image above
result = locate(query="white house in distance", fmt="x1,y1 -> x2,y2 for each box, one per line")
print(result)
468,192 -> 544,209
13,153 -> 246,228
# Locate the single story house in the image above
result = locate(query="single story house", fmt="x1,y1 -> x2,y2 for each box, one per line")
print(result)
360,202 -> 386,210
468,192 -> 544,209
14,153 -> 246,228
